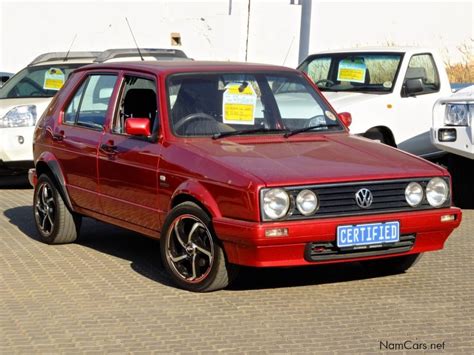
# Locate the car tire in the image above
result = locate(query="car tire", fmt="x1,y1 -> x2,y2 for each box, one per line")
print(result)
33,174 -> 81,244
160,201 -> 238,292
361,253 -> 423,275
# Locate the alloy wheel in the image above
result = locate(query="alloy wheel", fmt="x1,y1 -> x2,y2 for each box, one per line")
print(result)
34,182 -> 55,236
165,214 -> 214,283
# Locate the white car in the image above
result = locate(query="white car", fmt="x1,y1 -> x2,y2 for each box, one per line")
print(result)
0,72 -> 13,87
0,48 -> 189,175
298,47 -> 452,158
431,85 -> 473,159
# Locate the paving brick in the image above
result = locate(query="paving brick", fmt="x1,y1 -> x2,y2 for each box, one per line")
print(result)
0,187 -> 473,353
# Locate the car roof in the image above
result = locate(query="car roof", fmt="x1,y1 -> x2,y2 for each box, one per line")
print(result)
29,52 -> 101,66
309,46 -> 438,55
73,60 -> 297,75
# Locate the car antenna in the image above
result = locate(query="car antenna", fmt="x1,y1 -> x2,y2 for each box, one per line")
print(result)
63,34 -> 77,62
125,17 -> 144,61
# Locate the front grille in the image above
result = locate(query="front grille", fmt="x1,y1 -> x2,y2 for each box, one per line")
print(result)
283,177 -> 449,220
305,234 -> 416,261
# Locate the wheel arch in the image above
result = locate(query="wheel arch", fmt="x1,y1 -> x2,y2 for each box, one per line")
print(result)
35,152 -> 74,211
170,180 -> 222,219
365,126 -> 397,147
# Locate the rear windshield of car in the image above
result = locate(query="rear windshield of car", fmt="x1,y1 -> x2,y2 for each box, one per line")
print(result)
167,71 -> 342,137
0,64 -> 85,99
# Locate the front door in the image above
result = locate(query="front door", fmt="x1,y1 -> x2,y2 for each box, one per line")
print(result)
397,53 -> 451,156
98,73 -> 161,232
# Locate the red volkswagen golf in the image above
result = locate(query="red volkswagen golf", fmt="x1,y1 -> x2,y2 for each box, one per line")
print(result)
30,61 -> 461,291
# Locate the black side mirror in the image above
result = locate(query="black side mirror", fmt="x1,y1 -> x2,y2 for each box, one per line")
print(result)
0,76 -> 10,86
404,78 -> 424,96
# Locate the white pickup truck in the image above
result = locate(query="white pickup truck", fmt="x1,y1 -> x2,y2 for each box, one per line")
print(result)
298,47 -> 452,158
431,85 -> 473,159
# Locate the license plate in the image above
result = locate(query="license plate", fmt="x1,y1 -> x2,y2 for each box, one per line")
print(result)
337,221 -> 400,248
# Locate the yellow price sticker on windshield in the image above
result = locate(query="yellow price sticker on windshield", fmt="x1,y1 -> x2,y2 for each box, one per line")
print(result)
224,104 -> 255,122
337,60 -> 367,83
222,82 -> 257,125
43,68 -> 65,90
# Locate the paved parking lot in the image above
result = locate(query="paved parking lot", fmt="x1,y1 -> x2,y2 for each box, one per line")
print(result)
1,179 -> 473,353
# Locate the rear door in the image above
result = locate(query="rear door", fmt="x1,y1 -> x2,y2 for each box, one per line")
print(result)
97,72 -> 161,232
54,72 -> 118,212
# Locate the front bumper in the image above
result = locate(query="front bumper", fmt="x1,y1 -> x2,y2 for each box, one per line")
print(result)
214,208 -> 462,267
431,127 -> 474,160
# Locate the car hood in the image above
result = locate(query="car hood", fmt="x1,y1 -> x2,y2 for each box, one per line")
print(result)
185,134 -> 445,187
0,97 -> 52,118
321,91 -> 382,111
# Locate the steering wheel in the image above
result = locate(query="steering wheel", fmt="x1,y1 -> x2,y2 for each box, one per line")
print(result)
315,79 -> 335,88
174,112 -> 217,133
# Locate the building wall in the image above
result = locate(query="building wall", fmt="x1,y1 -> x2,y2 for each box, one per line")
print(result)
0,0 -> 472,73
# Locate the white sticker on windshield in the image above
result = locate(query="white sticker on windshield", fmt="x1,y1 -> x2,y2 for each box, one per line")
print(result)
383,81 -> 393,88
43,68 -> 65,91
337,59 -> 367,83
325,110 -> 337,121
222,82 -> 257,125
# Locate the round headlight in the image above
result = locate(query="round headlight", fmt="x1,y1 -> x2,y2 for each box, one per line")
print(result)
405,182 -> 423,207
296,189 -> 318,215
262,188 -> 290,220
426,178 -> 449,207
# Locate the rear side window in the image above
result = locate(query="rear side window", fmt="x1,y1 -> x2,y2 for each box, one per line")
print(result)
64,81 -> 85,123
63,74 -> 117,129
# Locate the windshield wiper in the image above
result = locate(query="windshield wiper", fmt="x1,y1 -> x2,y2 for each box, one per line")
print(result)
284,123 -> 341,138
212,127 -> 288,139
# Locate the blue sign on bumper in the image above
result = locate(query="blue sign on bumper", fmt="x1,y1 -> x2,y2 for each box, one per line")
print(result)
337,221 -> 400,248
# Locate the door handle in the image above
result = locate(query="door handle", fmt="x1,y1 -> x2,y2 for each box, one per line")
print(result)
52,130 -> 65,141
100,142 -> 118,155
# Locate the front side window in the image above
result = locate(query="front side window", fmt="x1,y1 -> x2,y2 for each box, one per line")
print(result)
0,64 -> 83,99
167,72 -> 341,137
113,75 -> 157,135
403,53 -> 440,95
299,52 -> 403,93
63,74 -> 117,129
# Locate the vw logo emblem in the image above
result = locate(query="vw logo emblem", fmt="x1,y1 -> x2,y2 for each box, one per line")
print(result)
355,188 -> 373,209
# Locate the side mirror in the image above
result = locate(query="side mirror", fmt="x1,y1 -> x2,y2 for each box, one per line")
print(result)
0,75 -> 10,83
125,118 -> 151,136
338,112 -> 352,128
404,78 -> 424,96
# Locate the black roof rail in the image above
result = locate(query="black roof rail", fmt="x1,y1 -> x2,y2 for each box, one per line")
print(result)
29,51 -> 101,66
94,48 -> 190,63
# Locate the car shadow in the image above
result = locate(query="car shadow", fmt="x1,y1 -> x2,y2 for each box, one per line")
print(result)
3,205 -> 174,288
228,262 -> 374,291
0,174 -> 31,189
4,205 -> 396,292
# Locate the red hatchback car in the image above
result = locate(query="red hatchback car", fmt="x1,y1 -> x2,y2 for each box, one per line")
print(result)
30,61 -> 461,291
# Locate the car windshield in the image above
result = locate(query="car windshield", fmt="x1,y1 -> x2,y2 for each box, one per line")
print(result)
167,72 -> 343,137
0,64 -> 83,99
299,52 -> 403,93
